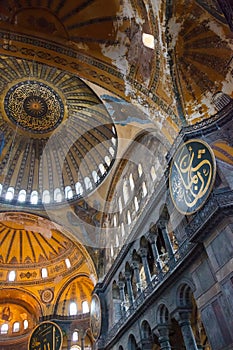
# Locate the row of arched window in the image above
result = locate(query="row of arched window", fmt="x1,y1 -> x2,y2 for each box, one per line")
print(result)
108,160 -> 165,259
0,319 -> 28,335
69,301 -> 90,316
7,258 -> 72,282
0,135 -> 117,205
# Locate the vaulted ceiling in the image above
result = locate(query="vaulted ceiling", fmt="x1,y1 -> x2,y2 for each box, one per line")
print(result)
0,1 -> 232,341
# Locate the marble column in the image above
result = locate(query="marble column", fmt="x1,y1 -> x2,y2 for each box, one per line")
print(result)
140,247 -> 152,284
148,233 -> 163,275
175,311 -> 199,350
81,336 -> 85,350
157,325 -> 172,350
125,271 -> 134,306
118,281 -> 126,312
132,260 -> 142,295
158,220 -> 175,266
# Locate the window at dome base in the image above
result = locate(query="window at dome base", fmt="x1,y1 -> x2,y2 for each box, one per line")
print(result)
82,301 -> 89,314
70,302 -> 78,316
1,324 -> 8,334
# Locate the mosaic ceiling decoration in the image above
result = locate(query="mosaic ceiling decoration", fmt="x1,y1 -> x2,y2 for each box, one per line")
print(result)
4,80 -> 64,134
0,56 -> 117,205
167,0 -> 233,123
0,212 -> 95,284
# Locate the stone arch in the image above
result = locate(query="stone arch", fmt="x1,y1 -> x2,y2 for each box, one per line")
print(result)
176,283 -> 193,308
141,319 -> 153,340
140,236 -> 149,248
128,333 -> 138,350
156,304 -> 170,325
112,280 -> 122,324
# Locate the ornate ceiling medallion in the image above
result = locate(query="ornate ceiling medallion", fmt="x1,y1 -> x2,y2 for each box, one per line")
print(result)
4,80 -> 64,134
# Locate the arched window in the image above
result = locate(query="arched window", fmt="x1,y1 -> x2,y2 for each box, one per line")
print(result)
5,186 -> 14,200
113,214 -> 117,227
13,322 -> 20,333
109,147 -> 115,157
127,210 -> 132,225
112,126 -> 116,134
116,234 -> 119,247
110,244 -> 114,257
23,320 -> 28,330
41,268 -> 48,279
138,163 -> 143,177
99,163 -> 106,175
42,190 -> 50,204
123,180 -> 130,204
18,189 -> 26,202
30,190 -> 38,204
8,270 -> 16,281
82,301 -> 89,313
92,170 -> 99,183
134,196 -> 139,212
121,223 -> 125,237
142,182 -> 147,197
75,182 -> 83,196
105,155 -> 111,166
1,324 -> 8,334
72,330 -> 79,341
84,177 -> 92,191
129,173 -> 134,191
65,258 -> 71,269
54,188 -> 62,202
150,166 -> 157,181
111,137 -> 116,146
65,186 -> 73,199
119,197 -> 123,214
0,183 -> 2,196
69,302 -> 77,316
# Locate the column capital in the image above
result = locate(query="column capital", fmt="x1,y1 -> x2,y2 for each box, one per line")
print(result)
148,232 -> 158,244
118,281 -> 125,289
132,260 -> 140,270
173,308 -> 192,324
125,271 -> 132,280
140,247 -> 148,258
158,219 -> 168,230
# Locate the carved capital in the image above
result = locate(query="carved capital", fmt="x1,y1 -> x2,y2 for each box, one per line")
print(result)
140,247 -> 148,258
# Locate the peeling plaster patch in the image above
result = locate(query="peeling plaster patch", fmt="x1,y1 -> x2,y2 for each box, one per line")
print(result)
200,92 -> 216,116
185,92 -> 216,122
167,17 -> 183,50
116,1 -> 144,26
207,20 -> 232,46
221,69 -> 233,96
100,31 -> 129,76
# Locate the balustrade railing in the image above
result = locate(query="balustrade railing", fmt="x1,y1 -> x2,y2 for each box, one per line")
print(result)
104,239 -> 192,346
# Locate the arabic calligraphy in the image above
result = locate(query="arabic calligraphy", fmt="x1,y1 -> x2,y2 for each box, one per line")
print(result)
28,321 -> 62,350
170,139 -> 216,214
90,294 -> 101,340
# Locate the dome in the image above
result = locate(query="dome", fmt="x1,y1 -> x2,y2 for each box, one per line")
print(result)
0,57 -> 117,206
0,212 -> 96,285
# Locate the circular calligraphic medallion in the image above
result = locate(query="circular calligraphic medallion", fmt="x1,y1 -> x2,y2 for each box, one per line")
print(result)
169,139 -> 216,215
41,289 -> 54,304
4,80 -> 64,134
90,294 -> 102,340
28,321 -> 63,350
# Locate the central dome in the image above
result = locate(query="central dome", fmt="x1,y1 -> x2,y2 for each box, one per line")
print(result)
0,57 -> 117,206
